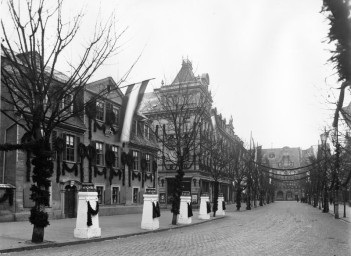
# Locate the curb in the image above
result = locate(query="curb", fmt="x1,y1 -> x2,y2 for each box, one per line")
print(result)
0,215 -> 225,254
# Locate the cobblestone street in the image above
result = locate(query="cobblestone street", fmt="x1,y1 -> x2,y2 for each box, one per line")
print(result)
4,202 -> 350,256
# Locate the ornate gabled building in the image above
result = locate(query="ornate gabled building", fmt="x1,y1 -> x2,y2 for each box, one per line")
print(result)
140,59 -> 242,206
261,147 -> 305,201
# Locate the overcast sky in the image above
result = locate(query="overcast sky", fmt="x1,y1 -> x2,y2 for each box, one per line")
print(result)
2,0 -> 341,150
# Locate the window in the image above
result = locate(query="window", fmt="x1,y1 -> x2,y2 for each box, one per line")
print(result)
96,185 -> 104,204
96,142 -> 104,166
144,125 -> 150,139
133,187 -> 139,204
63,94 -> 73,112
96,101 -> 104,121
111,186 -> 120,204
113,107 -> 119,125
66,135 -> 75,161
133,151 -> 139,170
112,146 -> 119,168
145,153 -> 151,172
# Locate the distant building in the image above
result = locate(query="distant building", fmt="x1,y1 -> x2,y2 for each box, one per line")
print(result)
261,147 -> 305,201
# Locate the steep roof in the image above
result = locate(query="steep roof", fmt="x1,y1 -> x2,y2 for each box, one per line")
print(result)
171,59 -> 196,85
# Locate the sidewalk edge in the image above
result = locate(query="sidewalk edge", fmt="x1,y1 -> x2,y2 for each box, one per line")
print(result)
0,216 -> 225,254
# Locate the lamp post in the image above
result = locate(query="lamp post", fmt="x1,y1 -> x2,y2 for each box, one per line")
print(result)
320,131 -> 329,213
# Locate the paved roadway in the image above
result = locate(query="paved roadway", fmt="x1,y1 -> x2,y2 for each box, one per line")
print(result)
4,202 -> 351,256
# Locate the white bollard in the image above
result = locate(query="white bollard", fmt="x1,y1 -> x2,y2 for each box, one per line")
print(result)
74,184 -> 101,239
178,191 -> 192,224
217,194 -> 225,216
198,193 -> 210,220
141,188 -> 160,230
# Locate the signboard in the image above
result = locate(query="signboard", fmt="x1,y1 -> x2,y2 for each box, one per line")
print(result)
81,183 -> 95,192
182,191 -> 191,196
159,193 -> 166,204
192,194 -> 198,204
201,192 -> 209,197
145,187 -> 157,194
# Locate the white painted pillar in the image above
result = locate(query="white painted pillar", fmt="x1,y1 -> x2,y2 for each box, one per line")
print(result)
178,192 -> 192,224
217,195 -> 225,216
74,190 -> 101,239
141,188 -> 159,230
198,193 -> 210,220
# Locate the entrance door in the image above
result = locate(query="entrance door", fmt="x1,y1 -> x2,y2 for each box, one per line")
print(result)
64,185 -> 77,218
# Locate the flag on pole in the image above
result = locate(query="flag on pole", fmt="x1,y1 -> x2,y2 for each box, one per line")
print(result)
119,80 -> 150,143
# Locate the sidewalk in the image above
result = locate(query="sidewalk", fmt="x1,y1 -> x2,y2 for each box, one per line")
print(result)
327,202 -> 351,223
0,203 -> 242,254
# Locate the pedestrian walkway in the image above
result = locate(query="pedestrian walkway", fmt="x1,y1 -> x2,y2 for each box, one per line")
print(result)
0,203 -> 248,253
328,202 -> 351,223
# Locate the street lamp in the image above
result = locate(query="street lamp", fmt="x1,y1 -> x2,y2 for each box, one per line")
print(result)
320,131 -> 329,213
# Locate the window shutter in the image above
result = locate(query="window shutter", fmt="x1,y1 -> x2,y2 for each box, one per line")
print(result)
76,136 -> 81,163
62,133 -> 66,161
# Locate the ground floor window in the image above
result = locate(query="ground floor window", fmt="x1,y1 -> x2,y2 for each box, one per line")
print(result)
111,186 -> 120,204
96,185 -> 105,204
133,187 -> 139,204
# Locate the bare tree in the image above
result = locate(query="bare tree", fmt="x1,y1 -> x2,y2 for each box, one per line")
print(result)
200,133 -> 232,216
143,75 -> 212,225
1,0 -> 130,242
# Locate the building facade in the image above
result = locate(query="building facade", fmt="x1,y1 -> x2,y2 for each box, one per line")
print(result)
140,59 -> 241,207
0,51 -> 158,222
262,147 -> 305,201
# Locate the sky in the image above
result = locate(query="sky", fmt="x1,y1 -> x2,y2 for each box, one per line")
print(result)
1,0 -> 342,150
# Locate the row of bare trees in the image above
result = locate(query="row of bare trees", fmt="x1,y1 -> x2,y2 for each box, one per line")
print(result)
1,0 -> 131,243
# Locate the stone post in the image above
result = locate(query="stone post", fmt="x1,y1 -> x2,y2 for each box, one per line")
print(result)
217,193 -> 225,216
74,183 -> 101,239
178,191 -> 192,224
198,193 -> 210,220
141,188 -> 159,230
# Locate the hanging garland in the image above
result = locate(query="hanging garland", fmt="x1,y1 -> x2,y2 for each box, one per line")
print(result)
87,201 -> 99,227
0,189 -> 14,206
121,152 -> 127,166
145,173 -> 153,182
21,132 -> 33,182
105,150 -> 115,167
132,171 -> 141,181
152,160 -> 157,172
93,121 -> 106,133
109,168 -> 122,185
62,162 -> 78,176
86,145 -> 96,183
78,143 -> 87,183
94,166 -> 107,179
55,137 -> 65,183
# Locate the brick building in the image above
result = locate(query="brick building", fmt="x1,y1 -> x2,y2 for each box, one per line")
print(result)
0,50 -> 158,221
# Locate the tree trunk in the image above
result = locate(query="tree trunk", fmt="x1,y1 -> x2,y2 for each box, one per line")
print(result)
172,213 -> 177,225
32,225 -> 44,243
335,188 -> 339,219
213,181 -> 219,217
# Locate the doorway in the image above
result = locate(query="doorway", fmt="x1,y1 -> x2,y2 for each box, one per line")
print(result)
64,185 -> 77,218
